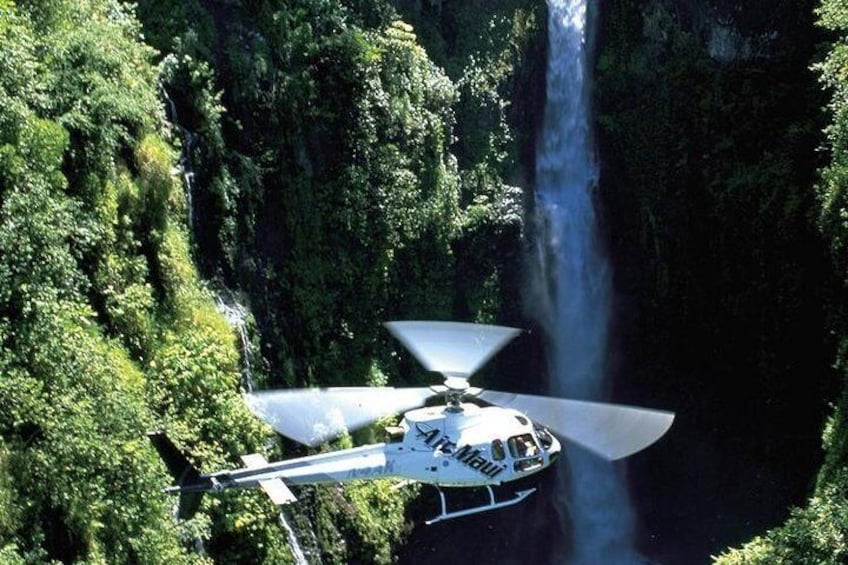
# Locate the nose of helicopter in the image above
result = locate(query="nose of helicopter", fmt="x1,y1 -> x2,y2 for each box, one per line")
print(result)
547,433 -> 562,464
534,424 -> 561,466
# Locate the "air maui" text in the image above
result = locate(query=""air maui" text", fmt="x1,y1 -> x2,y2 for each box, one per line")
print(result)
415,424 -> 505,479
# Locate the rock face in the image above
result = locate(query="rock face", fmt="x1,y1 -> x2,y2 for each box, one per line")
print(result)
594,1 -> 838,563
707,22 -> 753,62
707,15 -> 780,63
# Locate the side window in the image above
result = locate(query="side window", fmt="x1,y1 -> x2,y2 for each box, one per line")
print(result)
507,437 -> 520,458
491,439 -> 505,461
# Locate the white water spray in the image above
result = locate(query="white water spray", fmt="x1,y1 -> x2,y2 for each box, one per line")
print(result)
180,130 -> 197,233
215,296 -> 255,392
163,76 -> 314,563
161,86 -> 197,233
279,510 -> 311,565
530,1 -> 642,563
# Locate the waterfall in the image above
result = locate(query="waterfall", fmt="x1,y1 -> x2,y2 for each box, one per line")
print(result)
179,130 -> 197,234
214,296 -> 255,392
529,1 -> 642,563
279,510 -> 311,565
162,73 -> 315,564
161,85 -> 196,236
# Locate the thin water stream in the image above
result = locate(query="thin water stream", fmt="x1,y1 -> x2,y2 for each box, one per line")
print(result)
215,295 -> 313,564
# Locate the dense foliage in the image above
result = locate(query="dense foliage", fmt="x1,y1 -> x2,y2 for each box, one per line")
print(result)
716,1 -> 848,562
129,0 -> 546,560
591,0 -> 848,562
0,0 -> 546,562
134,0 -> 545,392
0,0 -> 300,562
10,0 -> 848,561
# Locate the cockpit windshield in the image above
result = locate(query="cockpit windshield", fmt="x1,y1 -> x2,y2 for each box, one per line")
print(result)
507,434 -> 538,458
384,425 -> 405,443
507,433 -> 543,472
534,424 -> 554,450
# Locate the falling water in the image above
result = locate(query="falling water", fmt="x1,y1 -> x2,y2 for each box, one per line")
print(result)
161,85 -> 196,235
279,510 -> 311,565
179,130 -> 197,233
529,1 -> 642,563
162,76 -> 314,564
214,296 -> 255,392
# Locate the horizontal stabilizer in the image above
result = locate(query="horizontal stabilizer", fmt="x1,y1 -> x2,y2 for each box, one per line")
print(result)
239,453 -> 296,504
259,478 -> 297,505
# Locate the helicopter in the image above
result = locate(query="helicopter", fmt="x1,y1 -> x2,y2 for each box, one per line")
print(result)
151,321 -> 674,524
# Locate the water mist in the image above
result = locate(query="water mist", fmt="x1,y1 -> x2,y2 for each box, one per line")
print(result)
528,1 -> 642,563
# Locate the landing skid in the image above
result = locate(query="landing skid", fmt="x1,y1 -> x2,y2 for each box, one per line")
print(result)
425,485 -> 536,525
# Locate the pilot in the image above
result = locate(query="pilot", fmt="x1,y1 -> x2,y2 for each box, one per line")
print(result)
492,439 -> 506,460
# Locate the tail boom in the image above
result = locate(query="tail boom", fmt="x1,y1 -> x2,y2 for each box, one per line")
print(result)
150,432 -> 397,516
147,431 -> 209,519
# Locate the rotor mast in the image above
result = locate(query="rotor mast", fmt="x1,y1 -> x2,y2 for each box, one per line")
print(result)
430,375 -> 482,411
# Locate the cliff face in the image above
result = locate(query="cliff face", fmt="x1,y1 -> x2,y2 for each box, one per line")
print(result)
714,2 -> 848,561
595,1 -> 848,562
0,0 -> 547,561
136,0 -> 547,389
0,1 -> 284,562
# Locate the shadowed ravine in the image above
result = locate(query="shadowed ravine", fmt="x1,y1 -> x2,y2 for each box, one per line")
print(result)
528,1 -> 643,562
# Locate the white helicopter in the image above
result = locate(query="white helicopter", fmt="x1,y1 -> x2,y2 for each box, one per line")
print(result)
151,321 -> 674,524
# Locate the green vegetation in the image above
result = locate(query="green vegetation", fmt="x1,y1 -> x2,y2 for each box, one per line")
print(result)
0,0 -> 294,562
131,1 -> 545,559
0,0 -> 545,562
136,0 -> 546,392
593,0 -> 848,561
15,0 -> 848,560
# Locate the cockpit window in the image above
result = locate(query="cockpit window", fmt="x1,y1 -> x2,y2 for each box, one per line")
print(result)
508,433 -> 543,472
515,415 -> 529,426
507,434 -> 538,458
491,439 -> 505,461
534,424 -> 554,450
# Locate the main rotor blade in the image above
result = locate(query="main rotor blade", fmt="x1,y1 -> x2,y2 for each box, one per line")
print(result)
245,387 -> 434,447
479,391 -> 674,460
384,321 -> 523,379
